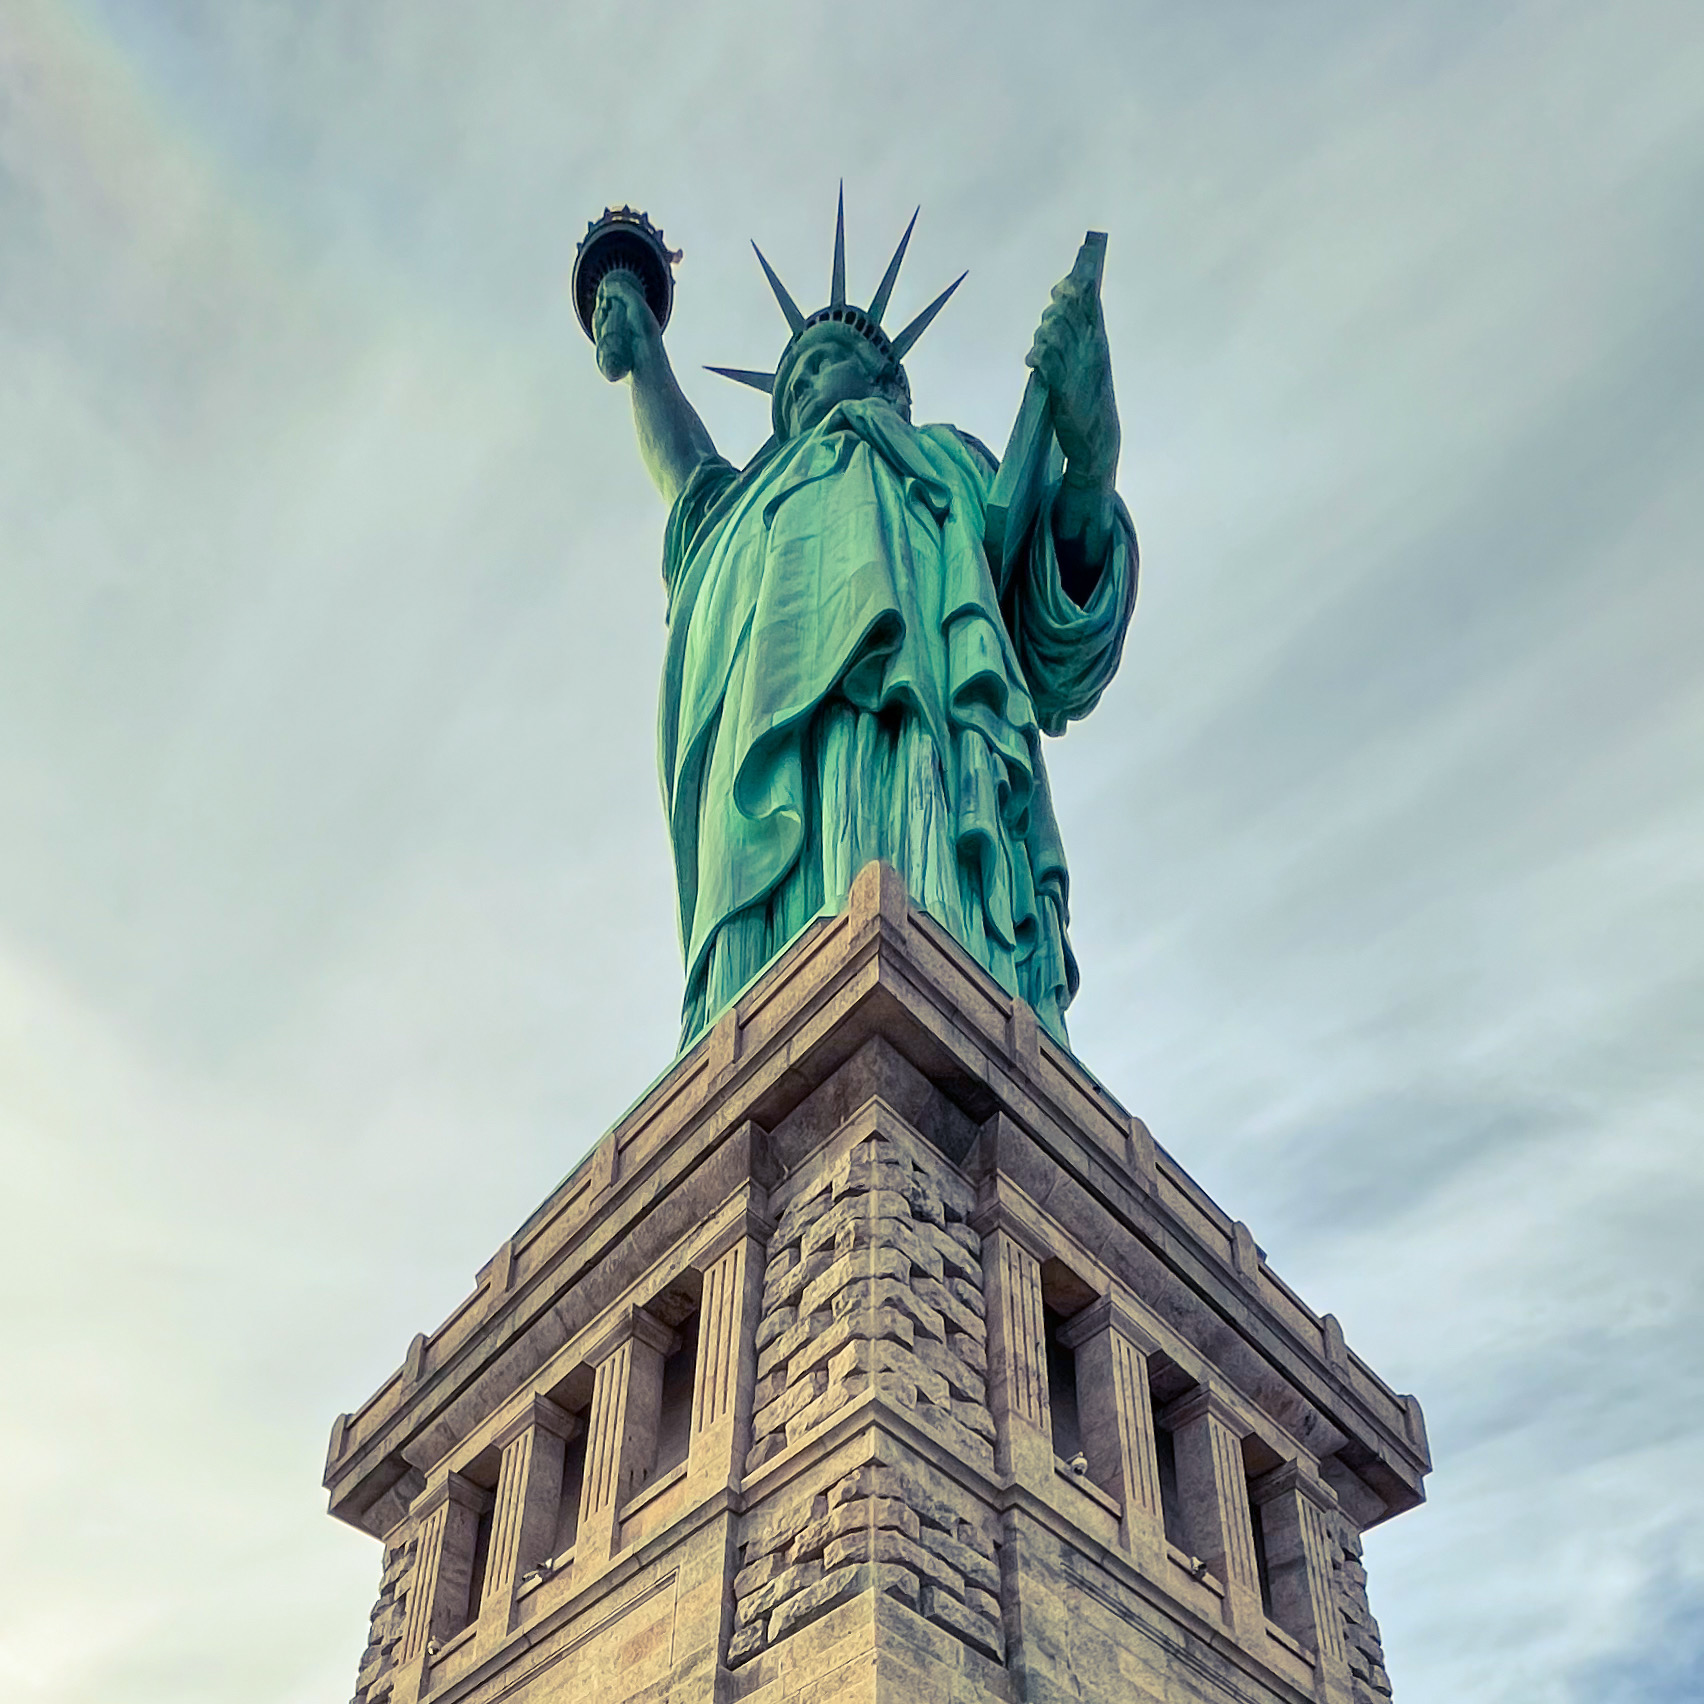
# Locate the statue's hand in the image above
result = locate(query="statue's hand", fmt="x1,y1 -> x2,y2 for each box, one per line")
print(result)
1026,274 -> 1119,484
594,271 -> 662,383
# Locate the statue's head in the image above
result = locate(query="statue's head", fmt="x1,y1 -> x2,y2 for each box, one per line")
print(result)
707,189 -> 963,443
774,321 -> 911,438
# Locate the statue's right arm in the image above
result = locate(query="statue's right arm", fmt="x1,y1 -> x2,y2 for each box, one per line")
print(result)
594,273 -> 718,508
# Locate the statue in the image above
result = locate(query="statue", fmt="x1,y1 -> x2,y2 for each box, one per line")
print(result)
581,196 -> 1137,1050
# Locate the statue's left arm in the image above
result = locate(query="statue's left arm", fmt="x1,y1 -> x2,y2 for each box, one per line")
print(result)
1027,271 -> 1121,604
1001,271 -> 1138,735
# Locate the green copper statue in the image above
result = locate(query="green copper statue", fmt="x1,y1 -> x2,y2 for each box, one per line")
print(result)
587,195 -> 1137,1050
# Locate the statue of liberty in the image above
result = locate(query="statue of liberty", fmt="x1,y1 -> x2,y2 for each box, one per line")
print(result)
585,195 -> 1137,1051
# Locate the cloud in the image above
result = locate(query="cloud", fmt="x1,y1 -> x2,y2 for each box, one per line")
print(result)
2,1 -> 1701,1699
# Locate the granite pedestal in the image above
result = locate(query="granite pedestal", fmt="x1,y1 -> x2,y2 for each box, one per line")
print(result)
326,862 -> 1427,1704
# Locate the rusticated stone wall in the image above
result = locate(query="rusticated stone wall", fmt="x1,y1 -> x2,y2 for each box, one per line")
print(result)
352,1531 -> 415,1703
730,1456 -> 1005,1673
1334,1516 -> 1395,1702
744,1116 -> 994,1482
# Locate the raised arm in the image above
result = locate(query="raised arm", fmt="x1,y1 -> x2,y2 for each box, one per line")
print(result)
594,272 -> 718,508
1026,271 -> 1121,604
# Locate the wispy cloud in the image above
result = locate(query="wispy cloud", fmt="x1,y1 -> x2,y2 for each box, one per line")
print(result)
2,2 -> 1700,1699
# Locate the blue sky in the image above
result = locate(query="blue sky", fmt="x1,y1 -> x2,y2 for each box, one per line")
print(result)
2,3 -> 1701,1699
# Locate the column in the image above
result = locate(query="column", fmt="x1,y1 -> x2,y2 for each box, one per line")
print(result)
392,1473 -> 488,1703
475,1395 -> 580,1652
689,1222 -> 767,1489
575,1306 -> 677,1565
1163,1384 -> 1264,1637
1060,1294 -> 1166,1566
977,1221 -> 1052,1482
1251,1461 -> 1353,1702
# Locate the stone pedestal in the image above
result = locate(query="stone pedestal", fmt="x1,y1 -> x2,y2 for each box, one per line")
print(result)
326,862 -> 1429,1704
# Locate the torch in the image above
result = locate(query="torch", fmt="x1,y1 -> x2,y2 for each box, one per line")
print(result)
570,207 -> 681,341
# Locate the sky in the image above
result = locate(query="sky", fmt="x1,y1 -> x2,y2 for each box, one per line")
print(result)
1,2 -> 1701,1699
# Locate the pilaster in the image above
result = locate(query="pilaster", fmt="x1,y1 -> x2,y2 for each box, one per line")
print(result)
976,1217 -> 1053,1484
576,1305 -> 678,1567
1164,1384 -> 1265,1637
475,1395 -> 579,1653
1252,1460 -> 1355,1703
392,1472 -> 487,1704
687,1219 -> 767,1492
1060,1293 -> 1167,1566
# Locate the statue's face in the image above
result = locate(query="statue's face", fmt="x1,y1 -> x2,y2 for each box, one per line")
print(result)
782,326 -> 886,436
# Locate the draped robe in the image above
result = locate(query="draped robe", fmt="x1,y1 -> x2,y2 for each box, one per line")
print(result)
660,396 -> 1137,1050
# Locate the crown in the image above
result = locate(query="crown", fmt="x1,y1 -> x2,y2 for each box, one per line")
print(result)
707,186 -> 966,434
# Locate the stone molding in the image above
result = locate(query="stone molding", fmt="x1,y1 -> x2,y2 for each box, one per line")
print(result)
1056,1289 -> 1166,1358
412,1469 -> 491,1522
1249,1456 -> 1339,1514
492,1393 -> 579,1455
585,1304 -> 679,1369
1161,1381 -> 1246,1436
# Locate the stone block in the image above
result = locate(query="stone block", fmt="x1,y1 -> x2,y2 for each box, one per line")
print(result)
832,1276 -> 945,1342
787,1317 -> 860,1384
769,1563 -> 871,1643
786,1373 -> 867,1444
879,1563 -> 920,1610
946,1221 -> 982,1259
837,1495 -> 921,1542
914,1274 -> 982,1339
830,1464 -> 908,1507
822,1525 -> 946,1592
772,1188 -> 832,1254
953,1326 -> 988,1376
754,1304 -> 797,1352
739,1558 -> 824,1625
752,1366 -> 789,1411
727,1620 -> 765,1667
914,1335 -> 983,1402
918,1582 -> 1005,1663
908,1401 -> 997,1474
827,1337 -> 950,1411
832,1155 -> 915,1202
953,1396 -> 996,1442
904,1173 -> 946,1228
919,1524 -> 1000,1596
799,1191 -> 902,1260
919,1221 -> 981,1285
751,1367 -> 827,1439
888,1215 -> 946,1282
744,1431 -> 789,1475
756,1315 -> 816,1382
760,1248 -> 800,1314
802,1248 -> 911,1317
734,1547 -> 797,1598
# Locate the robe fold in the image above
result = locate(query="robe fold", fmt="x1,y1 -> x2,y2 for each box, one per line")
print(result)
659,397 -> 1137,1050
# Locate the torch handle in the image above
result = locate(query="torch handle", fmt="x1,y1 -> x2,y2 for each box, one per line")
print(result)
985,232 -> 1107,582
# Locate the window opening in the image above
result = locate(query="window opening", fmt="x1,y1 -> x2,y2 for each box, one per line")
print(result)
1152,1395 -> 1186,1547
462,1506 -> 494,1628
1248,1490 -> 1275,1615
1043,1304 -> 1082,1464
551,1423 -> 589,1557
653,1308 -> 700,1478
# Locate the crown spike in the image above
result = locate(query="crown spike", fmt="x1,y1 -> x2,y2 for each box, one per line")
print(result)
867,208 -> 918,327
831,182 -> 847,308
751,242 -> 805,334
705,365 -> 776,394
889,270 -> 967,360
